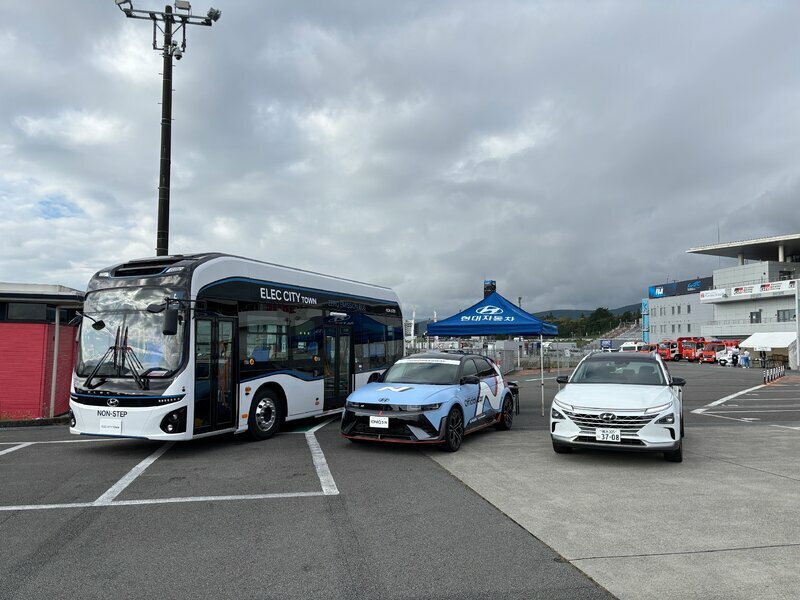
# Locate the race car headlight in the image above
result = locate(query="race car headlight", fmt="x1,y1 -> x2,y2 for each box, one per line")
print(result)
405,403 -> 442,411
645,401 -> 673,414
553,398 -> 573,412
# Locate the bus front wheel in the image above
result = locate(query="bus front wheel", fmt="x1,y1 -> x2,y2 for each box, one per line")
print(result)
248,390 -> 284,440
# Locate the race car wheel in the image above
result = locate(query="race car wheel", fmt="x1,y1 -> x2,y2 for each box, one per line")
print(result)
495,395 -> 514,431
248,390 -> 283,440
442,407 -> 464,452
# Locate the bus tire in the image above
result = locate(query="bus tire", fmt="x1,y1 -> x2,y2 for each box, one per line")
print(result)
248,390 -> 283,440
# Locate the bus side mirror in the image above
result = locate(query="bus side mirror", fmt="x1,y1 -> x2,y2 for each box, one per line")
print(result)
163,308 -> 179,336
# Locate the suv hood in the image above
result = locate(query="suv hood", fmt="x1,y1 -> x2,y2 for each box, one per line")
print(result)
554,383 -> 675,411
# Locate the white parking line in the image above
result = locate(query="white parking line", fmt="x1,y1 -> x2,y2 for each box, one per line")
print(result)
0,443 -> 33,457
93,442 -> 174,506
306,418 -> 339,495
692,384 -> 765,420
0,420 -> 340,511
0,438 -> 127,446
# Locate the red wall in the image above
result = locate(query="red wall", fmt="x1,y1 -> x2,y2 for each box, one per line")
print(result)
0,323 -> 77,420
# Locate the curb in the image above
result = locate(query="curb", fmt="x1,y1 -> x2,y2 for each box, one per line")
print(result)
0,415 -> 70,429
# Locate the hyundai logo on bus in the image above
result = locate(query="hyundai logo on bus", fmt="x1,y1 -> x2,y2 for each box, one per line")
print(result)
259,286 -> 318,305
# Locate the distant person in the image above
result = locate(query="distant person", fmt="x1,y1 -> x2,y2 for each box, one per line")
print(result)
731,351 -> 739,368
742,350 -> 750,368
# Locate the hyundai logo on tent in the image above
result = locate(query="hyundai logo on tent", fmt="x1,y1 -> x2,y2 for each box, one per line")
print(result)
476,305 -> 503,315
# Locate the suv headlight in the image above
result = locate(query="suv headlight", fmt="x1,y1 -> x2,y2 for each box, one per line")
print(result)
553,398 -> 573,412
645,401 -> 673,414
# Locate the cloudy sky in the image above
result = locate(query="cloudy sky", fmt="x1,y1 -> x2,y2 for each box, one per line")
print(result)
1,1 -> 799,318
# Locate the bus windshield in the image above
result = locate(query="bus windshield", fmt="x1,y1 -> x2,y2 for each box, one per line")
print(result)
76,287 -> 187,378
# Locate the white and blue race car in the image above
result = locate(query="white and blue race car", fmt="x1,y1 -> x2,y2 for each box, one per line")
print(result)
341,352 -> 515,451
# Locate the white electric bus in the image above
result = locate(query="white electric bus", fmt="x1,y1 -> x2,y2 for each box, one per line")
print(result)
69,253 -> 403,441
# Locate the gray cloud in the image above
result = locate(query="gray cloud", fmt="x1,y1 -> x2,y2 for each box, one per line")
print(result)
1,0 -> 799,319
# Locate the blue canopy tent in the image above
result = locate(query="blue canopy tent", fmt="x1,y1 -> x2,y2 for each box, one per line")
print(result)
427,291 -> 558,415
426,291 -> 558,337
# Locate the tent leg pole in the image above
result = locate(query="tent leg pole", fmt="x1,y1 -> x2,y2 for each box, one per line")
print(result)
540,334 -> 544,417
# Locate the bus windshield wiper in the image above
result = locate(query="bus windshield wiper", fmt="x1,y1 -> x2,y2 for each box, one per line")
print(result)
119,326 -> 149,391
83,326 -> 121,390
83,326 -> 149,391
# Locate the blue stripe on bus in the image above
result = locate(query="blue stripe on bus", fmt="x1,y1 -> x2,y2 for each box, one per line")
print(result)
71,392 -> 185,400
240,370 -> 323,383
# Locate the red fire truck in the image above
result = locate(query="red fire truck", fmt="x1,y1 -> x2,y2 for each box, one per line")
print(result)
676,337 -> 706,362
698,341 -> 725,363
657,340 -> 679,361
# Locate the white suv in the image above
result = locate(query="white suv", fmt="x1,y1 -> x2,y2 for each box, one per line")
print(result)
550,351 -> 685,462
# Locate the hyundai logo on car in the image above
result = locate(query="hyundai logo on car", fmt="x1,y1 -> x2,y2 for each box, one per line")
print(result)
600,413 -> 616,421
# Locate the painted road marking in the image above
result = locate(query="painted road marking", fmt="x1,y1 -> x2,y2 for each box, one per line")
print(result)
0,420 -> 340,511
0,443 -> 33,457
692,384 -> 765,415
0,438 -> 128,446
93,442 -> 174,506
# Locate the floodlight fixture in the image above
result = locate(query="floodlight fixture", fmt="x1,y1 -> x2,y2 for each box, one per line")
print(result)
113,0 -> 220,256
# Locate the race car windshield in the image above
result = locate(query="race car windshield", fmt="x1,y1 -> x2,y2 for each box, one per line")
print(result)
383,361 -> 459,385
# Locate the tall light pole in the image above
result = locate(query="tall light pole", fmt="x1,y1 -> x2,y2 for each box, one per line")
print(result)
115,0 -> 221,256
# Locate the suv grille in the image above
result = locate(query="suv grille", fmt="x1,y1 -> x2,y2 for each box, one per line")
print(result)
564,409 -> 654,432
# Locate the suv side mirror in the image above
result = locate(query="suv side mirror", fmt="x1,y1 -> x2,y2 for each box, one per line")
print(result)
367,372 -> 383,384
671,377 -> 686,387
556,375 -> 569,384
460,375 -> 480,386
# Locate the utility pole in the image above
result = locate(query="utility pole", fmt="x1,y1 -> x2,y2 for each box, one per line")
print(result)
115,1 -> 221,256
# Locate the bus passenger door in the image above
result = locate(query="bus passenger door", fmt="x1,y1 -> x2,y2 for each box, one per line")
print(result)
194,318 -> 236,433
323,325 -> 352,411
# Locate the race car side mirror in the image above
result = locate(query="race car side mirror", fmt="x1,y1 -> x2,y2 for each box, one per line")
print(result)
460,375 -> 480,386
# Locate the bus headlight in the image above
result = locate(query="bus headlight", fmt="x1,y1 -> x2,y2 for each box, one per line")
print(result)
160,407 -> 187,434
69,410 -> 76,428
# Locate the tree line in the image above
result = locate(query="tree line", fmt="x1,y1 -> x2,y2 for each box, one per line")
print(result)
542,308 -> 639,339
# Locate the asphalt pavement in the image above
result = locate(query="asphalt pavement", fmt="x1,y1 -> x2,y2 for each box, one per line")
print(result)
1,362 -> 798,599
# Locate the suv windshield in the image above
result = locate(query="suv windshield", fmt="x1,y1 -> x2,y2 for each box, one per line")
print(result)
570,359 -> 665,386
77,287 -> 186,378
382,359 -> 460,385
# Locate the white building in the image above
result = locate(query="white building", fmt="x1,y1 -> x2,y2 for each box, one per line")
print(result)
687,234 -> 800,368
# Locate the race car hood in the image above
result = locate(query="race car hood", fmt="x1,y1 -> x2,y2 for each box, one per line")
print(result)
347,382 -> 454,406
554,384 -> 676,411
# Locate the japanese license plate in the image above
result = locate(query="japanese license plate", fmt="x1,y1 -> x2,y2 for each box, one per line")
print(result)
595,428 -> 620,442
369,416 -> 389,429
